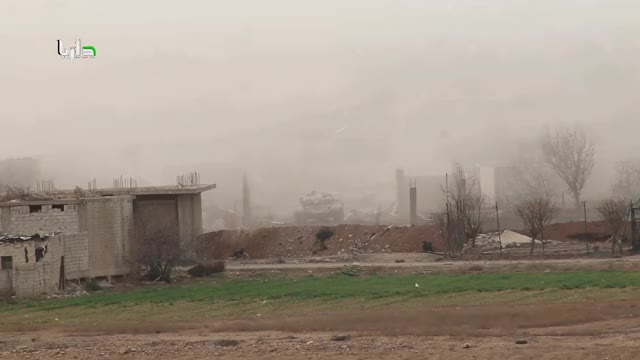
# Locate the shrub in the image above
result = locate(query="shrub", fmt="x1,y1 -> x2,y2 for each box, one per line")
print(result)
85,279 -> 102,292
422,241 -> 434,253
315,227 -> 334,251
316,227 -> 334,241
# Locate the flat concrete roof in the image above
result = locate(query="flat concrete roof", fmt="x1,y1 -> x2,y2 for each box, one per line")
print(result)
0,184 -> 215,207
95,184 -> 216,196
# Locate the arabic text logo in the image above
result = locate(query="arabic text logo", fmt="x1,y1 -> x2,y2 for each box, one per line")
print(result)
57,39 -> 96,59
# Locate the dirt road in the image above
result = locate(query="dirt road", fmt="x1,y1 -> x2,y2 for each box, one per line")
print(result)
226,254 -> 640,275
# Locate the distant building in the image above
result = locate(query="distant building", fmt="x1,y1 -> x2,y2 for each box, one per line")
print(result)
0,158 -> 40,188
396,169 -> 446,223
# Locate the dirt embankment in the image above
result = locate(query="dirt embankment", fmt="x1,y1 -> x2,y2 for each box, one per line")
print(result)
541,221 -> 611,242
195,221 -> 615,261
195,225 -> 442,260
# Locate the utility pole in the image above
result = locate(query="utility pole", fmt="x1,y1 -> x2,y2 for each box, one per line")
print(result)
631,202 -> 638,253
495,202 -> 502,254
584,201 -> 589,255
242,174 -> 252,229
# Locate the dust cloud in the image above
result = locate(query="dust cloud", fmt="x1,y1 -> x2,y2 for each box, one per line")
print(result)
1,1 -> 640,220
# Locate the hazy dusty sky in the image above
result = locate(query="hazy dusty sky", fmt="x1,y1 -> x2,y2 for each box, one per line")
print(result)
1,1 -> 640,209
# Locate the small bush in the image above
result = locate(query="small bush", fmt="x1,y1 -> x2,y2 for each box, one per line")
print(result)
187,261 -> 226,277
316,227 -> 334,241
315,227 -> 334,251
422,241 -> 433,253
85,279 -> 102,292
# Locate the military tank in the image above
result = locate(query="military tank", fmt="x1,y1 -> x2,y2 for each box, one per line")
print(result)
294,191 -> 345,225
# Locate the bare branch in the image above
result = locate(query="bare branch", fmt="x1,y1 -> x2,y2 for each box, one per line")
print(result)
439,163 -> 487,251
541,125 -> 595,208
612,160 -> 640,201
596,198 -> 628,255
513,195 -> 557,255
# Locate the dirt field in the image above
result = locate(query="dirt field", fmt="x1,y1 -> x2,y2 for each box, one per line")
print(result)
3,251 -> 640,359
2,304 -> 640,359
3,270 -> 640,359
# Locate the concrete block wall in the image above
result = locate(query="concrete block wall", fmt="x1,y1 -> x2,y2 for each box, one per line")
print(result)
13,265 -> 36,298
86,197 -> 134,277
5,204 -> 80,235
64,232 -> 89,280
0,269 -> 11,296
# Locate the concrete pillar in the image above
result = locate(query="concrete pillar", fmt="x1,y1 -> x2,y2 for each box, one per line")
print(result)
396,169 -> 409,223
409,181 -> 417,226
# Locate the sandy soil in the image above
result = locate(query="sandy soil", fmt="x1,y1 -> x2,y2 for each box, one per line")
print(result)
3,300 -> 640,359
2,323 -> 639,359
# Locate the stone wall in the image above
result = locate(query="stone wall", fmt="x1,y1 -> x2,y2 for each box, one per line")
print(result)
1,203 -> 80,235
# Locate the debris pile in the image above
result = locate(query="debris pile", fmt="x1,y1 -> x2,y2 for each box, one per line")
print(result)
475,230 -> 566,248
195,224 -> 442,260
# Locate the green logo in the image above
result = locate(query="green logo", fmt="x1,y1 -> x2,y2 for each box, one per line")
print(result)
57,39 -> 96,59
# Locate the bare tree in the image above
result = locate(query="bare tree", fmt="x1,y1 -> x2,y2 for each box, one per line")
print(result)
612,160 -> 640,201
541,125 -> 595,208
513,196 -> 557,255
433,207 -> 465,257
135,226 -> 181,283
506,157 -> 561,207
446,164 -> 486,248
596,198 -> 628,255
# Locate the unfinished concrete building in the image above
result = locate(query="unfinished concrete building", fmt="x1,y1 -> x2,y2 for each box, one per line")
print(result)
0,196 -> 133,278
94,185 -> 215,260
0,184 -> 215,297
396,169 -> 446,223
0,157 -> 40,188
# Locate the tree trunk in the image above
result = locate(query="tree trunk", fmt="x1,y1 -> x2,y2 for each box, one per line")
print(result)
530,237 -> 535,256
611,233 -> 617,255
572,189 -> 581,209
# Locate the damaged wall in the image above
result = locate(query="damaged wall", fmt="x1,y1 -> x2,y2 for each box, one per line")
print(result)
0,235 -> 64,298
0,233 -> 92,298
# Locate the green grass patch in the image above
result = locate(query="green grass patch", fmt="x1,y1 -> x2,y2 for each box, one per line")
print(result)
1,271 -> 640,313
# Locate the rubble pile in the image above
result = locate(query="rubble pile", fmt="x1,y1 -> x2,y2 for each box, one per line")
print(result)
195,224 -> 442,260
471,230 -> 563,252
